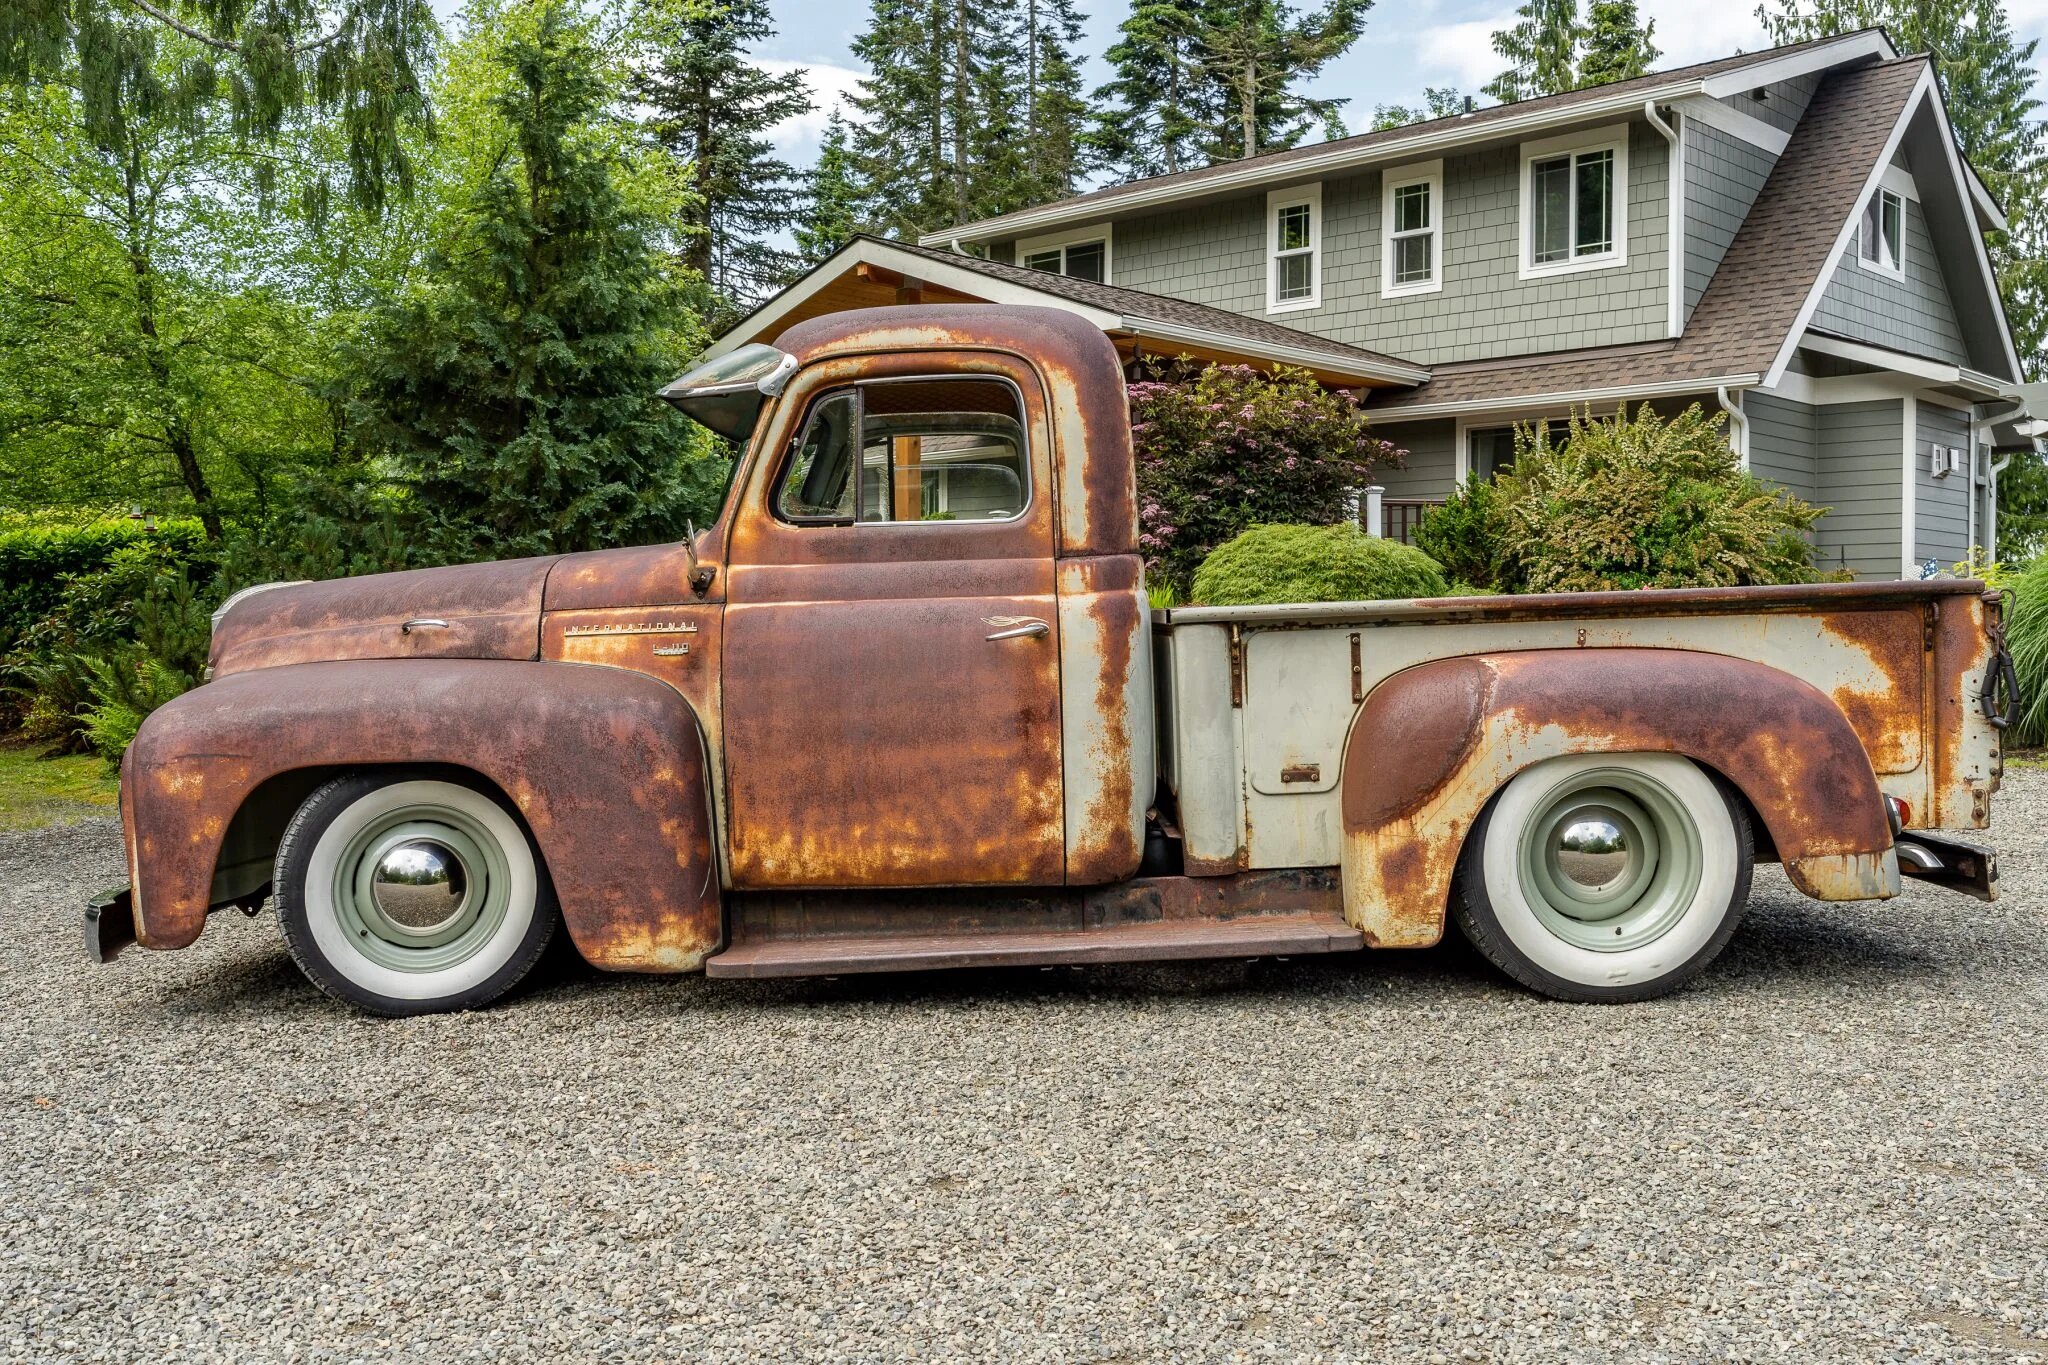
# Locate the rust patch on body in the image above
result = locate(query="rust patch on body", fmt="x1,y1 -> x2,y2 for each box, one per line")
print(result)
1341,648 -> 1901,947
122,659 -> 720,972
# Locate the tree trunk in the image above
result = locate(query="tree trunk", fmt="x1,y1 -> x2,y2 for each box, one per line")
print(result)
683,76 -> 716,286
127,232 -> 221,539
952,0 -> 970,225
1240,57 -> 1258,159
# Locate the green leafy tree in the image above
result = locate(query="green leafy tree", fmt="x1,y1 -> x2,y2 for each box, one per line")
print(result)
1485,0 -> 1584,103
1371,87 -> 1467,131
631,0 -> 811,314
0,0 -> 434,219
347,0 -> 719,561
1578,1 -> 1658,86
793,108 -> 865,264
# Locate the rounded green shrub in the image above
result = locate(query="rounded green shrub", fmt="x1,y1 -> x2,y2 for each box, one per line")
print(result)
1191,523 -> 1449,607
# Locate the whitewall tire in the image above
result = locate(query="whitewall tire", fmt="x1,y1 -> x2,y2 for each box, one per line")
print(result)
1452,753 -> 1753,1003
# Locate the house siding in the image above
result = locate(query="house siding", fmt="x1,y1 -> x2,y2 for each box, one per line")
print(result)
1375,419 -> 1456,498
1915,400 -> 1974,567
1746,390 -> 1817,503
1715,72 -> 1820,135
1683,121 -> 1778,323
1104,120 -> 1671,367
1811,195 -> 1968,365
1813,399 -> 1905,580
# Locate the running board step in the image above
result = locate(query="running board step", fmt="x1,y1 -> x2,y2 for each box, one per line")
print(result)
704,913 -> 1363,980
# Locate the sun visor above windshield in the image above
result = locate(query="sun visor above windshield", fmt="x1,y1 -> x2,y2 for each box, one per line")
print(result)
659,343 -> 798,442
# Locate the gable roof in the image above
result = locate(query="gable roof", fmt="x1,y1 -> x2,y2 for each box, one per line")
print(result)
702,235 -> 1431,387
1372,56 -> 1934,416
920,30 -> 1897,250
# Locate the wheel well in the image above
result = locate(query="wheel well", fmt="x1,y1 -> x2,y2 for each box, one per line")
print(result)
209,764 -> 525,908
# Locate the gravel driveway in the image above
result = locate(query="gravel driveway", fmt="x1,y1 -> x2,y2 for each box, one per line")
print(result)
5,773 -> 2047,1364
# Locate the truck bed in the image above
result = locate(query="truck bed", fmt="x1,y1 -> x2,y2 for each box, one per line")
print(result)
1154,579 -> 2002,876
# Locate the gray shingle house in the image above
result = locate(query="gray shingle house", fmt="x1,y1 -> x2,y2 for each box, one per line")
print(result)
711,30 -> 2046,579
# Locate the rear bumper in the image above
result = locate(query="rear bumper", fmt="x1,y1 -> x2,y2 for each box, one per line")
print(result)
85,886 -> 137,964
1895,831 -> 1999,902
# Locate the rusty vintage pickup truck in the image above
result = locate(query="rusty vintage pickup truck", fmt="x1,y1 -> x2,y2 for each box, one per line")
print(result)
90,305 -> 2014,1014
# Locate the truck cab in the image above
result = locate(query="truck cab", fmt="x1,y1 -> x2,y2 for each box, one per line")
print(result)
98,305 -> 2009,1015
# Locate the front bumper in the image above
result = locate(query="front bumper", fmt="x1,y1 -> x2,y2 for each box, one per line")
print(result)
85,886 -> 137,964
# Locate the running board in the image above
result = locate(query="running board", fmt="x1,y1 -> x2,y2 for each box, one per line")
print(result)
704,912 -> 1362,979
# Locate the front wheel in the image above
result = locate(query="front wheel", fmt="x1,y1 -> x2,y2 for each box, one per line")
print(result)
1452,753 -> 1752,1003
275,771 -> 558,1016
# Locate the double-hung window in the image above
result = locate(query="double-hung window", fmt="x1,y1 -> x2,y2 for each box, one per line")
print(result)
1859,186 -> 1905,277
1016,226 -> 1110,283
1382,160 -> 1443,298
1266,183 -> 1322,312
1519,126 -> 1628,279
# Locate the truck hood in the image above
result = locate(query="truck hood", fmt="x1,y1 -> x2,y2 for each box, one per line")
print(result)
209,555 -> 562,677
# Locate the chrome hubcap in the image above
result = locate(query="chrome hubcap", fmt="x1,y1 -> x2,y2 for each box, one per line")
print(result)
370,839 -> 471,934
1517,771 -> 1703,953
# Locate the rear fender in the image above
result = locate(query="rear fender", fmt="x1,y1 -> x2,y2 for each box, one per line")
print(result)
121,659 -> 719,971
1340,649 -> 1900,948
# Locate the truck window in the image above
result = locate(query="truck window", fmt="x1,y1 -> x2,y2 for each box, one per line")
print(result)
773,377 -> 1029,525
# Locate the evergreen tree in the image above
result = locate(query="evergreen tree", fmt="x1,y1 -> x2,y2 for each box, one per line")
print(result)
848,0 -> 947,233
350,2 -> 715,560
1086,0 -> 1214,181
632,0 -> 811,316
1,0 -> 434,219
793,109 -> 865,265
1485,0 -> 1584,103
1196,0 -> 1371,160
1578,1 -> 1658,86
1020,0 -> 1089,200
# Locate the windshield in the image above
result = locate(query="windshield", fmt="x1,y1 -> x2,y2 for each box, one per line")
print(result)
659,343 -> 797,442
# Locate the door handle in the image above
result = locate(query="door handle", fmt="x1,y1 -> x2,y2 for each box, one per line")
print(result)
984,617 -> 1050,641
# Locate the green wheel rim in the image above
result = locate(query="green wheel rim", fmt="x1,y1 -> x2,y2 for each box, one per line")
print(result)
1515,767 -> 1703,953
329,802 -> 514,974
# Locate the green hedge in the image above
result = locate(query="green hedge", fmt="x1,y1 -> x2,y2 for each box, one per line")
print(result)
0,519 -> 208,658
1191,523 -> 1449,606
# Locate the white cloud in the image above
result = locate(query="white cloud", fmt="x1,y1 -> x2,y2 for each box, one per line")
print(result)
751,58 -> 868,152
1417,17 -> 1507,89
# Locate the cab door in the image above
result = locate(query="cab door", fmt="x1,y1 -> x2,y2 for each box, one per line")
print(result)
721,353 -> 1065,887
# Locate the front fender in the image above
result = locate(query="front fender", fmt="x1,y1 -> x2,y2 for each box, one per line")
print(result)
121,658 -> 719,971
1340,648 -> 1900,948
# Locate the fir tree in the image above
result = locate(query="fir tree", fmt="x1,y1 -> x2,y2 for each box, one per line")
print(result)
1196,0 -> 1371,160
794,109 -> 865,265
848,0 -> 948,233
1578,1 -> 1658,86
1484,0 -> 1584,103
1086,0 -> 1214,181
1020,0 -> 1089,200
632,0 -> 812,315
350,2 -> 714,560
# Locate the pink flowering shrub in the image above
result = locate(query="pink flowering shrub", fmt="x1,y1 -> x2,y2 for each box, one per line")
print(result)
1128,364 -> 1403,593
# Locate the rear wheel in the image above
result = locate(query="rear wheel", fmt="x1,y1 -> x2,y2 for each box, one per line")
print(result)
1452,753 -> 1752,1003
275,772 -> 557,1016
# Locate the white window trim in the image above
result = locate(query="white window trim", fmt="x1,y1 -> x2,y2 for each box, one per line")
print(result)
1015,223 -> 1113,284
1857,185 -> 1907,280
1517,123 -> 1631,282
1266,183 -> 1322,314
1381,159 -> 1444,299
1858,189 -> 1908,278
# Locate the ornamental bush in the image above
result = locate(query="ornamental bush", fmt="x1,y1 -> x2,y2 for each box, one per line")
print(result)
1191,523 -> 1449,606
1417,404 -> 1823,594
1130,364 -> 1404,595
2002,555 -> 2048,746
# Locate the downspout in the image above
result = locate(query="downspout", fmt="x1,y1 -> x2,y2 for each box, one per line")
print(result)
1645,100 -> 1683,339
1981,398 -> 2026,560
949,236 -> 967,255
1718,384 -> 1749,471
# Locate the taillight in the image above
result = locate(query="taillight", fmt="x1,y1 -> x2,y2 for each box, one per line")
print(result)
1884,795 -> 1910,835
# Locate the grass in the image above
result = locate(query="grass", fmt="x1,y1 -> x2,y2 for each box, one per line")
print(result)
0,741 -> 118,831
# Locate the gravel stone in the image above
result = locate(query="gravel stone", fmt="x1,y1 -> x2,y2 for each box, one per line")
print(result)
4,772 -> 2047,1362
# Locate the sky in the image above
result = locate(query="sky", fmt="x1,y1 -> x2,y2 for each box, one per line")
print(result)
435,0 -> 2048,178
